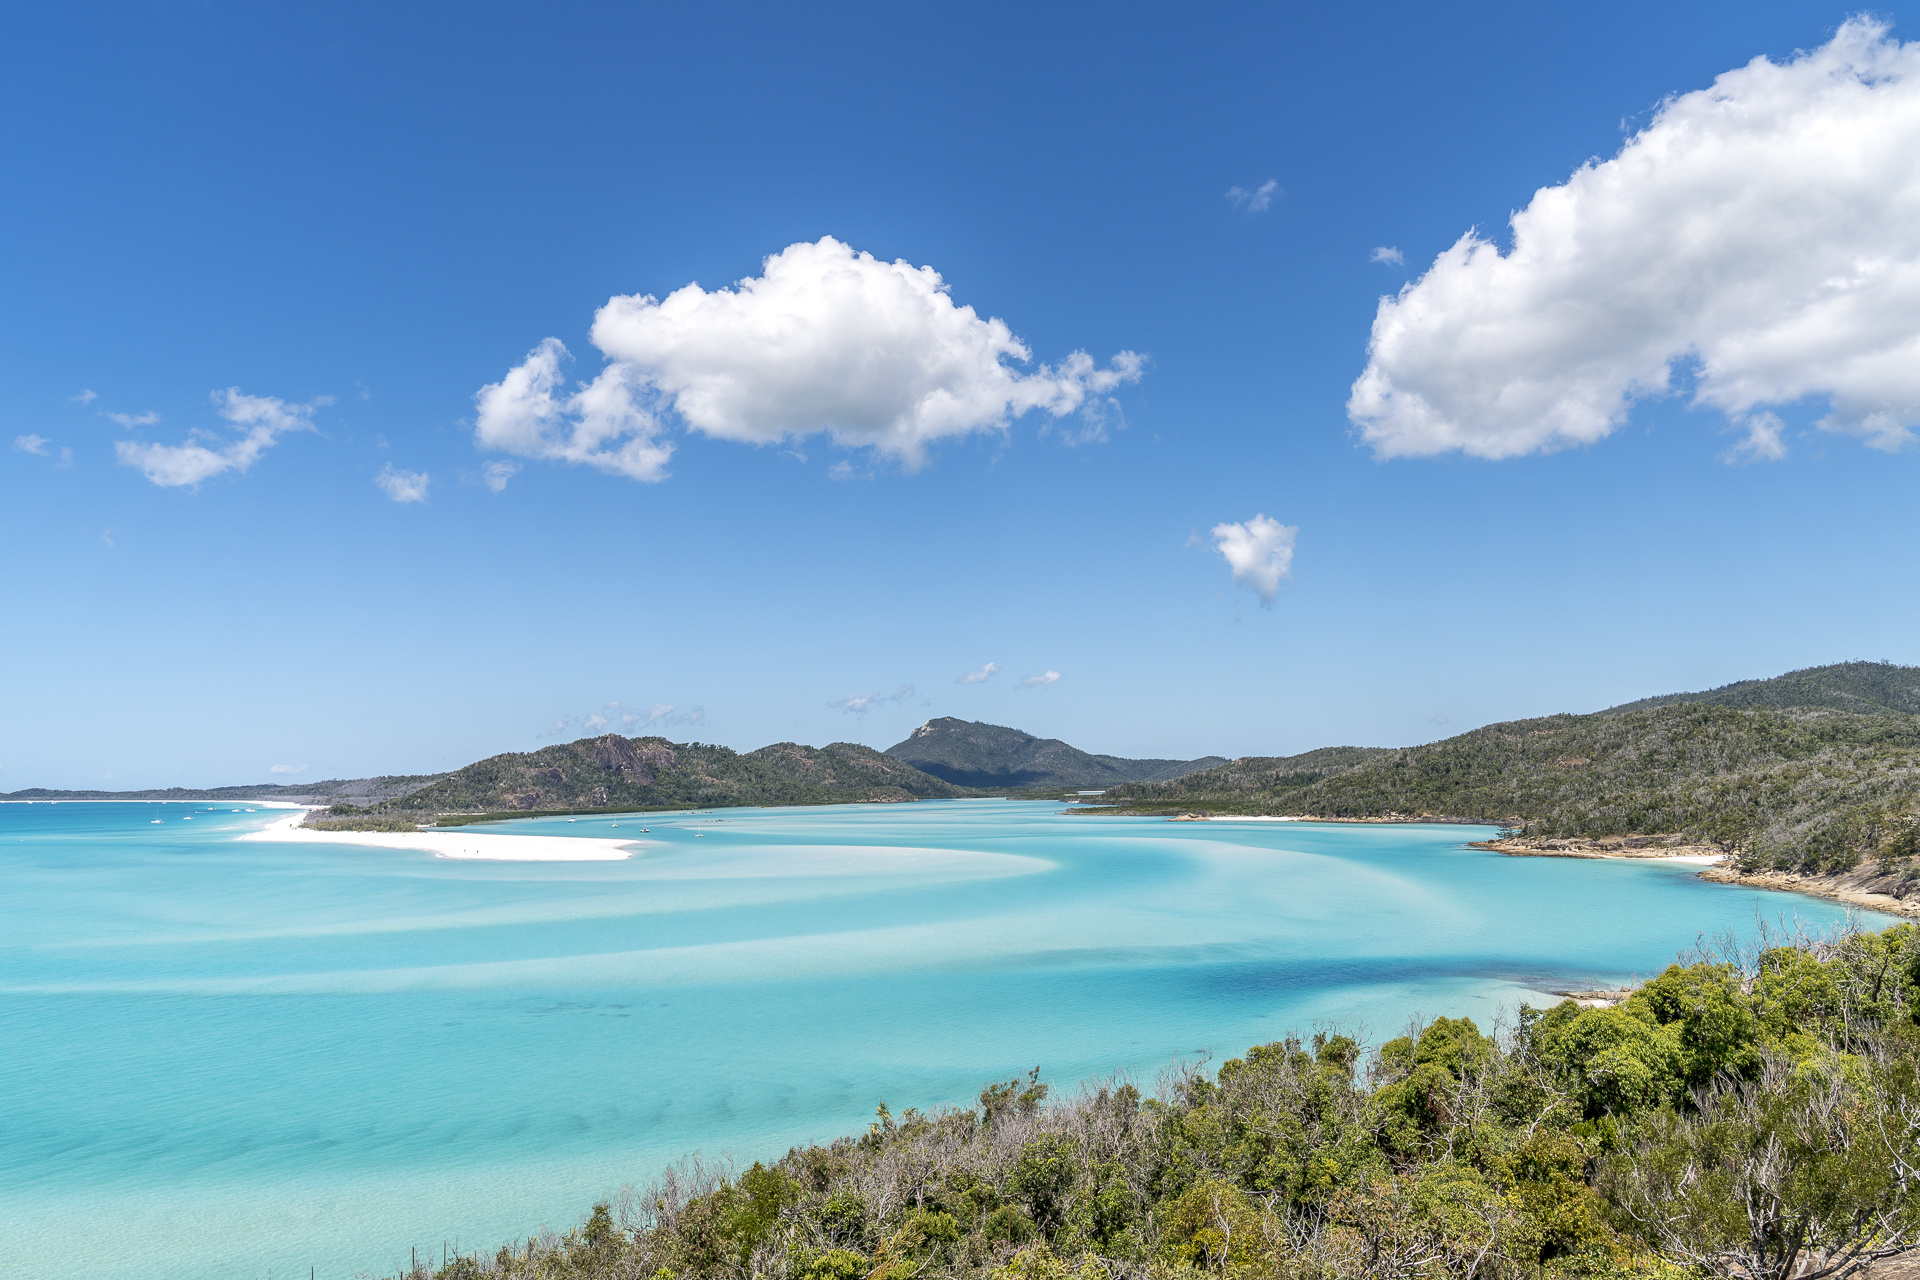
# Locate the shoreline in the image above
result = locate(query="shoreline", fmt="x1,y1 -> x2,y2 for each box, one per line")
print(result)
235,809 -> 646,862
1474,834 -> 1920,922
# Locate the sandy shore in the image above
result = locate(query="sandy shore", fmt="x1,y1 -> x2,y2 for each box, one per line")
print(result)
235,809 -> 645,861
1470,835 -> 1728,866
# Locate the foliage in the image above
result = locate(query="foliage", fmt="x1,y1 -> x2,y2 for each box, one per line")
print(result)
395,925 -> 1920,1280
884,717 -> 1226,790
1104,701 -> 1920,876
381,734 -> 971,817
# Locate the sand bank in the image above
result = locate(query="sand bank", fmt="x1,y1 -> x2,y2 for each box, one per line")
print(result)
236,809 -> 644,861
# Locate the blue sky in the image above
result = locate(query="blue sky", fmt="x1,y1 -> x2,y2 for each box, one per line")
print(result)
4,1 -> 1918,788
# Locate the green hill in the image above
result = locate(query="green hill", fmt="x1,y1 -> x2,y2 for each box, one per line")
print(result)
885,717 -> 1225,789
1606,660 -> 1920,716
1103,703 -> 1920,874
376,733 -> 967,818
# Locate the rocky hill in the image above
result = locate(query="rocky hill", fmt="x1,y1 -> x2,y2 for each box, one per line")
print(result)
377,734 -> 967,816
1606,660 -> 1920,716
884,717 -> 1225,789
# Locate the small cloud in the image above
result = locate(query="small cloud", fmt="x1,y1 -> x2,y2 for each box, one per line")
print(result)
58,447 -> 72,468
1723,412 -> 1788,464
830,683 -> 915,715
1212,514 -> 1297,605
375,463 -> 431,503
99,528 -> 115,547
1226,179 -> 1280,214
105,411 -> 161,428
1428,716 -> 1449,726
1018,670 -> 1062,688
583,713 -> 609,732
1370,246 -> 1405,265
71,389 -> 97,404
957,662 -> 999,685
827,461 -> 858,481
269,763 -> 308,775
13,434 -> 48,455
482,460 -> 520,492
114,389 -> 326,488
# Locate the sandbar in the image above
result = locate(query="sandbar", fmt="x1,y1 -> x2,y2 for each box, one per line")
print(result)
235,810 -> 644,861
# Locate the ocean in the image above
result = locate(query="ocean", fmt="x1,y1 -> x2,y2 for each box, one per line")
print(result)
0,798 -> 1891,1278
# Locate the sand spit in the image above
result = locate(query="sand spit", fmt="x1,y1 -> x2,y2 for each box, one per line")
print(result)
235,809 -> 644,861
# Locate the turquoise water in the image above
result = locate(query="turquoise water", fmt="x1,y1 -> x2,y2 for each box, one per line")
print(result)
0,799 -> 1894,1279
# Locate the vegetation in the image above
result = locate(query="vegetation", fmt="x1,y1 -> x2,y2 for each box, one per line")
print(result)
377,735 -> 969,816
886,718 -> 1226,790
301,804 -> 433,833
1607,661 -> 1920,717
397,923 -> 1920,1280
1102,703 -> 1920,879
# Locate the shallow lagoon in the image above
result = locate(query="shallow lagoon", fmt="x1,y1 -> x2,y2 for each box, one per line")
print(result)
0,799 -> 1893,1279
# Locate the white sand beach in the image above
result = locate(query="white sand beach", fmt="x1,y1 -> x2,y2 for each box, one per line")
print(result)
235,809 -> 645,861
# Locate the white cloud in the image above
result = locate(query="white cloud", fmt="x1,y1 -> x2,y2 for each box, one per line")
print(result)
269,763 -> 307,775
1350,19 -> 1920,461
583,713 -> 609,732
70,389 -> 97,404
482,460 -> 520,492
957,662 -> 999,685
830,683 -> 915,715
478,237 -> 1144,477
1212,514 -> 1297,604
475,338 -> 672,482
106,410 -> 161,428
1018,670 -> 1062,688
114,389 -> 326,487
374,463 -> 430,503
1724,411 -> 1789,464
13,434 -> 48,455
1227,180 -> 1280,213
1370,246 -> 1404,265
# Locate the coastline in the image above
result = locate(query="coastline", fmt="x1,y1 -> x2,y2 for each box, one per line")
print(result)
1473,834 -> 1920,922
235,809 -> 646,862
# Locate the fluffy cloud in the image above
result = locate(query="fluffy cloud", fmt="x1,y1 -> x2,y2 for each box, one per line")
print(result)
1227,180 -> 1279,213
957,662 -> 999,685
70,389 -> 96,404
106,410 -> 160,428
476,237 -> 1144,477
374,464 -> 430,503
114,390 -> 326,487
1370,246 -> 1404,266
13,434 -> 47,455
1212,515 -> 1297,604
1350,19 -> 1920,461
1018,670 -> 1062,688
475,339 -> 672,482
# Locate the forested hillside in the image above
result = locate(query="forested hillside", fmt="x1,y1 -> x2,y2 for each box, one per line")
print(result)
886,718 -> 1225,789
370,734 -> 966,817
1606,660 -> 1920,717
1104,704 -> 1920,875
